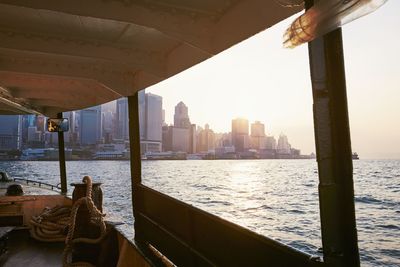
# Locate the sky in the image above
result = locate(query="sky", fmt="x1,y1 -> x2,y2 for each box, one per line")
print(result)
147,1 -> 400,159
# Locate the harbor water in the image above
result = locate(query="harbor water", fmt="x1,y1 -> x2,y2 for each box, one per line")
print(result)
1,159 -> 399,266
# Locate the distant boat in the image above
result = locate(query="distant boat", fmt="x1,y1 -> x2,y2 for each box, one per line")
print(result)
352,152 -> 359,160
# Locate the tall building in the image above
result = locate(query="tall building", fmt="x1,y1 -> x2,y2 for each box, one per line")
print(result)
116,98 -> 129,140
138,90 -> 146,140
162,125 -> 172,152
197,124 -> 215,152
27,126 -> 42,142
0,115 -> 21,151
144,93 -> 162,142
189,124 -> 196,154
141,93 -> 163,153
250,121 -> 266,150
63,111 -> 78,145
265,136 -> 277,150
277,134 -> 291,154
102,111 -> 114,135
36,115 -> 46,133
21,115 -> 36,146
161,101 -> 196,153
174,101 -> 191,128
231,118 -> 249,152
214,132 -> 232,148
79,105 -> 102,145
115,92 -> 163,153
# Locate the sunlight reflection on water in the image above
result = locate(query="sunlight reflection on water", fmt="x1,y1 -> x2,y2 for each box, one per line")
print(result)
1,159 -> 399,266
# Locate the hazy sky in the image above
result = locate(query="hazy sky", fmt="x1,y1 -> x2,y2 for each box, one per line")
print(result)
147,1 -> 400,159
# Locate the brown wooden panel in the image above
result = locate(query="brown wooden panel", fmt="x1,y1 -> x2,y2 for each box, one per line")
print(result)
135,185 -> 322,267
0,215 -> 23,226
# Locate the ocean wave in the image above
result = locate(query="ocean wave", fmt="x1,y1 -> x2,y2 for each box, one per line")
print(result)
355,196 -> 383,204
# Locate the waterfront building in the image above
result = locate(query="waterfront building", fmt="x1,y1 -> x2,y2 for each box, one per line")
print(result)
21,115 -> 36,146
102,111 -> 114,141
63,111 -> 78,145
116,92 -> 163,153
162,125 -> 173,152
36,115 -> 46,133
265,136 -> 277,150
116,98 -> 129,141
189,124 -> 196,154
162,124 -> 196,154
138,90 -> 146,140
231,118 -> 249,152
197,124 -> 215,153
250,121 -> 266,150
27,126 -> 42,143
0,115 -> 21,151
140,93 -> 163,153
214,132 -> 232,148
162,109 -> 166,126
172,127 -> 190,152
174,101 -> 191,128
79,105 -> 102,145
161,101 -> 195,153
44,131 -> 58,147
95,143 -> 128,160
277,134 -> 291,155
144,93 -> 162,141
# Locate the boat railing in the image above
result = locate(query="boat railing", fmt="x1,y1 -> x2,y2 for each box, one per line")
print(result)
12,178 -> 62,192
134,184 -> 323,266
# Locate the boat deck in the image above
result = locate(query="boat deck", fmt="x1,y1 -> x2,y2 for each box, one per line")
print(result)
0,228 -> 64,267
0,181 -> 60,197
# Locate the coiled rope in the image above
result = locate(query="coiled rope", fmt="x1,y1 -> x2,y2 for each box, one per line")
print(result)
62,176 -> 106,267
30,205 -> 71,242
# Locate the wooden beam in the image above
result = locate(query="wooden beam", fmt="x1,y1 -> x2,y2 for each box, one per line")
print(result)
57,112 -> 68,194
128,93 -> 142,240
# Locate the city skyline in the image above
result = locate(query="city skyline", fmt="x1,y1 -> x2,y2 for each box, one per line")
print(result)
0,96 -> 304,160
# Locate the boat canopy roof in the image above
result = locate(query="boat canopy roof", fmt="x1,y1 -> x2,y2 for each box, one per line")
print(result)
0,1 -> 302,117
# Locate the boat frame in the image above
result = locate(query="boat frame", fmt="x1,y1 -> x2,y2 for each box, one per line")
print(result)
0,0 -> 362,266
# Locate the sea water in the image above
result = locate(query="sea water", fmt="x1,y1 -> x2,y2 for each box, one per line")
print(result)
1,159 -> 399,266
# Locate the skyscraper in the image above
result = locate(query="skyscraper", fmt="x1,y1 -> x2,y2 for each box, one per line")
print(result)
197,124 -> 215,152
250,121 -> 266,150
79,105 -> 102,145
138,90 -> 146,140
174,101 -> 191,128
144,93 -> 162,142
116,98 -> 129,140
0,115 -> 21,151
277,134 -> 291,154
231,118 -> 249,152
63,111 -> 77,145
141,93 -> 163,153
21,115 -> 36,146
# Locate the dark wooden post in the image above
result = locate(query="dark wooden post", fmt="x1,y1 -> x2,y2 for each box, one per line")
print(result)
127,93 -> 142,237
57,112 -> 67,194
306,1 -> 360,266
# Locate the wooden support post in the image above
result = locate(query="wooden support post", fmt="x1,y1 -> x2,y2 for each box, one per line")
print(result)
127,93 -> 142,238
306,1 -> 360,266
57,112 -> 67,194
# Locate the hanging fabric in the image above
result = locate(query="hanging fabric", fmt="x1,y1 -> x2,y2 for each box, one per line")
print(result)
283,0 -> 388,48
